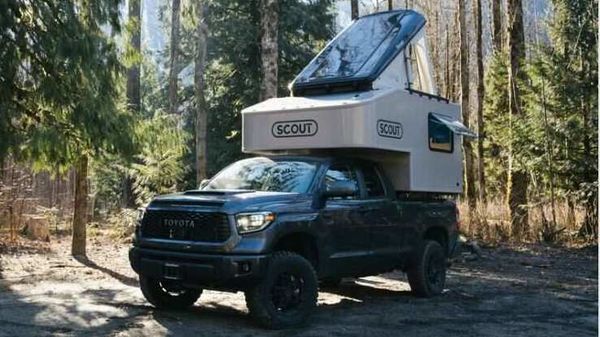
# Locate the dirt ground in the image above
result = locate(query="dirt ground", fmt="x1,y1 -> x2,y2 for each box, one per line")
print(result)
0,235 -> 597,337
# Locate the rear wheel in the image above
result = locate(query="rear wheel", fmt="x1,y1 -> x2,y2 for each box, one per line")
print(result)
407,240 -> 446,297
245,251 -> 318,329
140,276 -> 202,310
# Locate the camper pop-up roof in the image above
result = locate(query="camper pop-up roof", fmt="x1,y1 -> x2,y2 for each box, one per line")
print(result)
242,10 -> 475,194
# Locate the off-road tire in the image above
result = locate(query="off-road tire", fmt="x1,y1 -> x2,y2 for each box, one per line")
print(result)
407,240 -> 446,297
245,251 -> 318,329
140,276 -> 202,310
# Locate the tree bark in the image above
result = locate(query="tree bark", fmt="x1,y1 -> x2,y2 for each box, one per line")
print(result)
491,0 -> 503,51
388,0 -> 393,11
259,0 -> 279,101
71,155 -> 88,257
459,0 -> 476,214
444,21 -> 450,98
124,0 -> 141,208
507,0 -> 528,239
168,0 -> 181,115
195,2 -> 208,185
474,0 -> 486,203
126,0 -> 141,113
351,0 -> 359,20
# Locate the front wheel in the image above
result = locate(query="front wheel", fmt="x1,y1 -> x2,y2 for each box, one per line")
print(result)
140,276 -> 202,310
407,240 -> 446,297
245,251 -> 318,329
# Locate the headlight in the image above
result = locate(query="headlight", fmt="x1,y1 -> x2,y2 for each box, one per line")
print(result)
235,212 -> 276,234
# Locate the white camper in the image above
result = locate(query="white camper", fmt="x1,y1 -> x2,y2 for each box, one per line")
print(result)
242,10 -> 475,194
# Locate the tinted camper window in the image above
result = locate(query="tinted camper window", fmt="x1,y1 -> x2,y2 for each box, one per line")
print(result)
428,113 -> 453,153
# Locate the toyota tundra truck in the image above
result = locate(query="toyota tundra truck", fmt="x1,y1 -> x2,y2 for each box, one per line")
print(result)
129,155 -> 459,329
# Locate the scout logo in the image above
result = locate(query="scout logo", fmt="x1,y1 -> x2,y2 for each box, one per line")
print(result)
272,120 -> 318,138
377,119 -> 403,139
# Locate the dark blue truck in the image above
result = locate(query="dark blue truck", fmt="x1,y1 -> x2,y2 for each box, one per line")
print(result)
129,155 -> 459,328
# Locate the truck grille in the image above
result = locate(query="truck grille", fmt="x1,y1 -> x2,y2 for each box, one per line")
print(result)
141,210 -> 231,242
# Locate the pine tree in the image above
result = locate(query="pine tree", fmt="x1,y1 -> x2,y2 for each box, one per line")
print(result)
195,2 -> 209,185
127,0 -> 141,113
459,0 -> 476,214
507,0 -> 529,238
0,0 -> 136,256
259,0 -> 279,100
474,0 -> 486,202
168,0 -> 182,115
491,0 -> 504,52
351,0 -> 359,19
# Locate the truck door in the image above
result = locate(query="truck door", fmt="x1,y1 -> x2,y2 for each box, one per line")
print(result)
320,164 -> 372,276
358,164 -> 406,271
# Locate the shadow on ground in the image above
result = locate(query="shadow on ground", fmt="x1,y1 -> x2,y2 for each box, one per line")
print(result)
0,241 -> 597,337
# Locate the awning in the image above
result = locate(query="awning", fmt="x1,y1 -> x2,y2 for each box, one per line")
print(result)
431,113 -> 478,138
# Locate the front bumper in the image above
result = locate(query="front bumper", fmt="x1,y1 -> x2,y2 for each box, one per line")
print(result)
129,246 -> 268,290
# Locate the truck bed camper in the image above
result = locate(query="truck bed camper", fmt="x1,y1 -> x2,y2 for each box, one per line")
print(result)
130,9 -> 468,330
242,9 -> 476,194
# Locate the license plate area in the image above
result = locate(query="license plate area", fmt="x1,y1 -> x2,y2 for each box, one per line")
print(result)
163,263 -> 182,280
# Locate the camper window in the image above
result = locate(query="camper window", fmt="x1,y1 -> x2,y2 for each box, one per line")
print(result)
428,113 -> 453,153
405,36 -> 435,94
325,165 -> 359,200
406,45 -> 421,91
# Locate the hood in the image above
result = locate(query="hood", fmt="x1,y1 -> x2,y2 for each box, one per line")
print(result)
148,189 -> 311,214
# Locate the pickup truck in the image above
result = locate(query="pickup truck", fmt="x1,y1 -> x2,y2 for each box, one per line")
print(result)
129,155 -> 460,328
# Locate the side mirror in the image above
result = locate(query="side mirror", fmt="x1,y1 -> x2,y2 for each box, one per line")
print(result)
323,181 -> 357,198
199,179 -> 210,189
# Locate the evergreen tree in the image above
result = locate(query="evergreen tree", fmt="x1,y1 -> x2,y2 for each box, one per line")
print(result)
507,0 -> 529,238
529,0 -> 598,237
0,0 -> 136,255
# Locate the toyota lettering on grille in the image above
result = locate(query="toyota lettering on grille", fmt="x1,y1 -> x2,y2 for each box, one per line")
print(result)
163,219 -> 196,228
162,219 -> 195,239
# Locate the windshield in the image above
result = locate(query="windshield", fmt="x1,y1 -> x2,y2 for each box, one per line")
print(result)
203,157 -> 318,193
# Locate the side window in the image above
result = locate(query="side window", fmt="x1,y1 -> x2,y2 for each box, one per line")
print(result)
404,35 -> 436,95
406,44 -> 423,91
428,113 -> 453,153
361,166 -> 385,198
324,165 -> 359,200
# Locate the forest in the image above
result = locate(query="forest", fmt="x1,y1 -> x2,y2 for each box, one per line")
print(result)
0,0 -> 597,257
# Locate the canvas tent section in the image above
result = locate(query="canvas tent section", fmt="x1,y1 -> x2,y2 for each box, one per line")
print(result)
241,10 -> 475,194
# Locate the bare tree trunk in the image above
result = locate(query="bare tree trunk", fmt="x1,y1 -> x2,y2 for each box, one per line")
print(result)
451,10 -> 460,101
491,0 -> 503,51
71,155 -> 88,257
388,0 -> 393,11
444,21 -> 450,98
259,0 -> 279,101
351,0 -> 359,20
507,0 -> 528,239
540,77 -> 557,230
126,0 -> 141,113
474,0 -> 486,203
123,0 -> 141,208
168,0 -> 181,115
459,0 -> 476,216
195,2 -> 208,185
